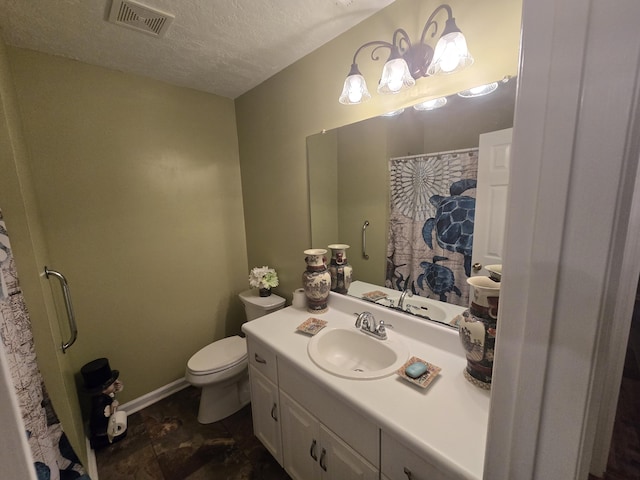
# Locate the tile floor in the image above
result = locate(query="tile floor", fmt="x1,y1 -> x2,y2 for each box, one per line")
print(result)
95,386 -> 291,480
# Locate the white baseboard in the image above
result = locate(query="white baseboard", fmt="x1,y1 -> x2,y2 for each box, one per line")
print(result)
84,377 -> 191,477
119,377 -> 190,415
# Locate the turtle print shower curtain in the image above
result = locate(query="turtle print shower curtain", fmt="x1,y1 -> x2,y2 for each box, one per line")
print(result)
385,149 -> 479,310
0,210 -> 90,480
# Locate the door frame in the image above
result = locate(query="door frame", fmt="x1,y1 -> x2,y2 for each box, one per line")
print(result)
485,0 -> 640,478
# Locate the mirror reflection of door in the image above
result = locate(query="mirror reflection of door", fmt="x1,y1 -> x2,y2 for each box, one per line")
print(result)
471,128 -> 513,276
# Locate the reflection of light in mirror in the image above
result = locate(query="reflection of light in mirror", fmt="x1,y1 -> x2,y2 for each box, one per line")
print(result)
413,96 -> 448,111
458,82 -> 499,98
381,108 -> 405,117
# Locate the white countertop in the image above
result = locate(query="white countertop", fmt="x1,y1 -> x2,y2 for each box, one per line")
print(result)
242,292 -> 490,480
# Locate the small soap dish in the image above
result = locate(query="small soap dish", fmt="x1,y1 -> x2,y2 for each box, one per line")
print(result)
296,318 -> 327,336
362,290 -> 387,301
396,356 -> 441,389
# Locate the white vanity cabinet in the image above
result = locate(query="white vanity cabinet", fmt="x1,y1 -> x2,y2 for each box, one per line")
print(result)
247,338 -> 282,464
381,431 -> 457,480
280,391 -> 378,480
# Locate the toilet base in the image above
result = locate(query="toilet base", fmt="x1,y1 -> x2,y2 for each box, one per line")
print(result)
196,371 -> 250,424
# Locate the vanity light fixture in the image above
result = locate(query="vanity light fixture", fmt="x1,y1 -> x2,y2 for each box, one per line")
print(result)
339,4 -> 473,105
413,96 -> 448,111
457,82 -> 499,98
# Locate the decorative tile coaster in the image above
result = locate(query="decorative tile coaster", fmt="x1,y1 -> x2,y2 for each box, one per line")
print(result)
396,356 -> 441,389
362,290 -> 387,301
296,318 -> 327,336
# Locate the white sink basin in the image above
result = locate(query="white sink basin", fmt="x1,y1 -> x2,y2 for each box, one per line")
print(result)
307,327 -> 409,379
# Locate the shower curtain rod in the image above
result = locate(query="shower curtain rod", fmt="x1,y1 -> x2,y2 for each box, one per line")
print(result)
390,146 -> 478,161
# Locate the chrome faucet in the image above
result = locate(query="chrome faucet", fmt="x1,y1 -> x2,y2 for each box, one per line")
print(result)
398,289 -> 413,311
354,311 -> 388,340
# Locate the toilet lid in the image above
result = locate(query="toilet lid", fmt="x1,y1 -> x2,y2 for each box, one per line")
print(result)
187,335 -> 247,375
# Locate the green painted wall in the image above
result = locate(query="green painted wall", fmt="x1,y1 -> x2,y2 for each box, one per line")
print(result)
6,48 -> 248,405
236,0 -> 521,300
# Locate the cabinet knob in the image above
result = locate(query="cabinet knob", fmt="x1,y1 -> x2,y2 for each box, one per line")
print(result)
319,448 -> 328,471
309,439 -> 318,461
472,262 -> 482,272
403,467 -> 413,479
255,353 -> 267,364
270,403 -> 278,421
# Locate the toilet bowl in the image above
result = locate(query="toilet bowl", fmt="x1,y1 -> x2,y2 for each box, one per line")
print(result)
185,289 -> 285,424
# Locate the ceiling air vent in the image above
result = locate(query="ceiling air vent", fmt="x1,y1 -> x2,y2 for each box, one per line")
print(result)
108,0 -> 174,37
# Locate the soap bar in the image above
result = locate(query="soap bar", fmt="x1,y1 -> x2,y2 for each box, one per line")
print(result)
405,362 -> 428,379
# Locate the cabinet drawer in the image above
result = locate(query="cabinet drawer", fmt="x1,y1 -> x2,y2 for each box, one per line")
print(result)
382,431 -> 456,480
247,337 -> 278,383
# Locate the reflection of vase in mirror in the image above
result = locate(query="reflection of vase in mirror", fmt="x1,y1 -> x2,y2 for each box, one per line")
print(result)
327,244 -> 353,294
302,249 -> 331,313
458,276 -> 500,389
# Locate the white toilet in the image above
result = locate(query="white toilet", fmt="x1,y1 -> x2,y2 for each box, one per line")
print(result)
185,289 -> 286,424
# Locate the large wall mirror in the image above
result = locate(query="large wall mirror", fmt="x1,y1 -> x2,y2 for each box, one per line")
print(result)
307,78 -> 517,326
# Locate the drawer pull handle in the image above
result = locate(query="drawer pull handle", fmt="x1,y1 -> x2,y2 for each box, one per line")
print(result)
255,353 -> 267,364
403,467 -> 413,479
319,448 -> 327,471
270,403 -> 278,421
309,439 -> 318,461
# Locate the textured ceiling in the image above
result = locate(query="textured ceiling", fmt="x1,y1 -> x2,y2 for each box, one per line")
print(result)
0,0 -> 395,99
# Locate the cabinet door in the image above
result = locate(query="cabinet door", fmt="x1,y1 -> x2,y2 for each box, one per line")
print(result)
281,391 -> 322,480
320,424 -> 378,480
249,365 -> 282,464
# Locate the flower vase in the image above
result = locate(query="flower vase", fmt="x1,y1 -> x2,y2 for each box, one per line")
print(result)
458,276 -> 500,389
259,287 -> 271,297
327,244 -> 353,294
302,249 -> 331,313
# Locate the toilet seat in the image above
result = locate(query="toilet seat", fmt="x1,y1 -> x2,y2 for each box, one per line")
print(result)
187,335 -> 247,376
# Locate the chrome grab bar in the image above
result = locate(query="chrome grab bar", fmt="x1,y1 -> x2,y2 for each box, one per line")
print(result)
362,220 -> 370,260
44,266 -> 78,353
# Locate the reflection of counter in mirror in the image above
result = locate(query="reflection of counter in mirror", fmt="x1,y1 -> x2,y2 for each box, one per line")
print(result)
348,280 -> 466,328
308,79 -> 516,317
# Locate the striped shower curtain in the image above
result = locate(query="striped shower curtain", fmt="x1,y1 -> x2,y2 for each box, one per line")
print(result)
0,209 -> 90,480
385,149 -> 479,308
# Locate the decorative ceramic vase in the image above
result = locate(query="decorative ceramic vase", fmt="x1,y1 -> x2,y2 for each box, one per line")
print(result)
458,276 -> 501,389
259,287 -> 271,297
327,244 -> 353,294
302,249 -> 331,313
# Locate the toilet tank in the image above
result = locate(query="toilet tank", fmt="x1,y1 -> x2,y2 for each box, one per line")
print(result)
238,289 -> 286,321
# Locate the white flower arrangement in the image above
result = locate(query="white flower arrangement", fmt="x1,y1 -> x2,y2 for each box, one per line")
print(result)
249,266 -> 279,290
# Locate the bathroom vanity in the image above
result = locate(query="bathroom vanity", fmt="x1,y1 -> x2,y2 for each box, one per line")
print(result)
242,292 -> 489,480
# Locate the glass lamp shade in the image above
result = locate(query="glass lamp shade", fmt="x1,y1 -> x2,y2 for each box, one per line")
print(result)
413,96 -> 447,111
380,108 -> 405,117
339,74 -> 372,105
377,57 -> 416,95
427,31 -> 474,75
457,82 -> 499,98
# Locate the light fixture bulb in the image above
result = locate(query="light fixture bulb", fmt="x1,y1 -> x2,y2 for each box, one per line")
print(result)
457,82 -> 499,98
381,108 -> 405,117
377,57 -> 415,95
339,73 -> 371,105
413,96 -> 447,111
